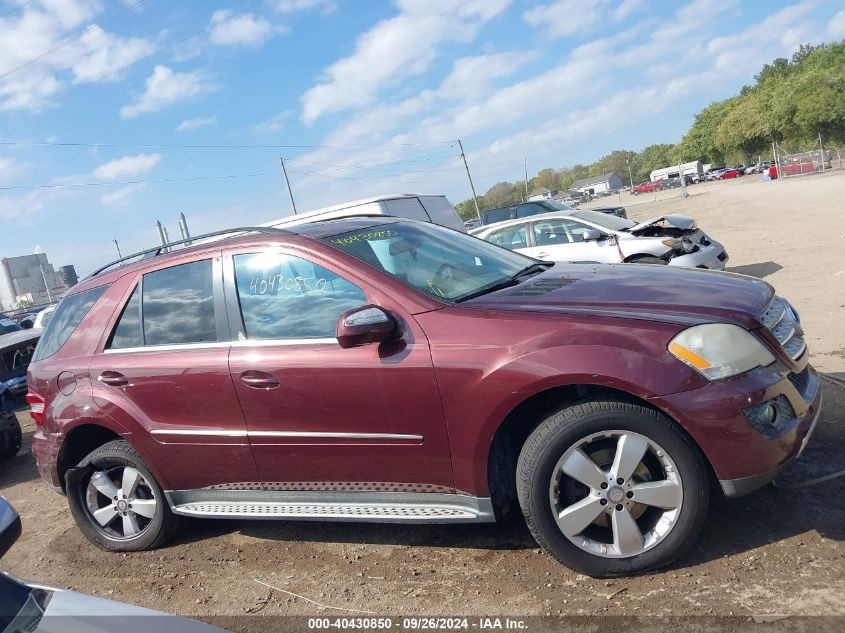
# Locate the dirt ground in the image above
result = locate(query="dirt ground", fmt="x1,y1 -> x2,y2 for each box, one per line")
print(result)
1,171 -> 844,627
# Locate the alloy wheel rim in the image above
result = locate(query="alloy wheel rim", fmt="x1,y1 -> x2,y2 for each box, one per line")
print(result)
548,430 -> 683,558
85,466 -> 157,539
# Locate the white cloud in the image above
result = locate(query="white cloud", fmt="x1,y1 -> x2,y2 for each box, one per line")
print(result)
0,0 -> 156,112
120,65 -> 217,118
176,116 -> 217,132
523,0 -> 608,38
92,153 -> 161,180
208,9 -> 282,48
268,0 -> 337,14
830,10 -> 845,38
612,0 -> 645,22
252,111 -> 291,135
299,0 -> 510,124
101,182 -> 146,205
438,51 -> 535,101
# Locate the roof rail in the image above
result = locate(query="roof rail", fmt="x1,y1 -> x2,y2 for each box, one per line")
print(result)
83,226 -> 293,282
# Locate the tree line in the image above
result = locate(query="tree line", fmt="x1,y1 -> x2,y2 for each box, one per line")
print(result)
455,41 -> 845,220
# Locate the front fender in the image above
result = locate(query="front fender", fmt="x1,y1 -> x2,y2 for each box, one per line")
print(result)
437,343 -> 706,496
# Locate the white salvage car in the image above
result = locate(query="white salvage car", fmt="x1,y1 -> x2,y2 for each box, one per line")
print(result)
471,209 -> 728,270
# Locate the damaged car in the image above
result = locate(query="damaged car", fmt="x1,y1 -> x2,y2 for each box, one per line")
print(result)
1,382 -> 22,460
1,317 -> 40,401
473,209 -> 728,270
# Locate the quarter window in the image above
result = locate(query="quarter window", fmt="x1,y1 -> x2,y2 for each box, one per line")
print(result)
233,253 -> 367,340
486,225 -> 528,250
33,285 -> 108,361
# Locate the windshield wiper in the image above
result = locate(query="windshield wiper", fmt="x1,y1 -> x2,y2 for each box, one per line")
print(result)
455,262 -> 553,303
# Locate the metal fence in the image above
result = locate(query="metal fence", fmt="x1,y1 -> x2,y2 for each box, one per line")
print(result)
773,136 -> 837,178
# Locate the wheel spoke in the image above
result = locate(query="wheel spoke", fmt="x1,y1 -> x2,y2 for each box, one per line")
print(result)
131,499 -> 156,519
122,513 -> 141,537
631,480 -> 682,509
611,434 -> 648,482
121,467 -> 140,499
612,507 -> 644,555
92,506 -> 117,527
90,472 -> 119,500
556,496 -> 606,537
561,449 -> 607,490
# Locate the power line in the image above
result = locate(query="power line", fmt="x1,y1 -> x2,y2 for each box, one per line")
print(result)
0,0 -> 152,83
0,139 -> 457,149
26,1 -> 260,115
0,172 -> 272,192
0,0 -> 35,20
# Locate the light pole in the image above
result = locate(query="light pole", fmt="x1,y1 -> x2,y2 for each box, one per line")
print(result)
626,159 -> 634,189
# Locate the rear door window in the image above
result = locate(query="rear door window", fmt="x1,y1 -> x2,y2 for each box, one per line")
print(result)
233,253 -> 366,340
33,285 -> 108,361
483,207 -> 513,224
107,260 -> 216,349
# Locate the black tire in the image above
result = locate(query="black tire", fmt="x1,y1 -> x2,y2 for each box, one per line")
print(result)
516,399 -> 709,577
0,413 -> 22,460
66,440 -> 178,551
628,255 -> 667,265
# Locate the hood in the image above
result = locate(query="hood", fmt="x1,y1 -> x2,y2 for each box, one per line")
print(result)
462,264 -> 772,329
627,214 -> 696,233
0,329 -> 40,350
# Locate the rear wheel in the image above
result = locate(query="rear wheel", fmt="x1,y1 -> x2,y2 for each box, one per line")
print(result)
66,440 -> 178,551
0,413 -> 22,460
517,399 -> 709,577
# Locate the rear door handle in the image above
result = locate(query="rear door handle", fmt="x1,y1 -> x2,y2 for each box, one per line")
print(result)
98,371 -> 128,387
239,370 -> 280,389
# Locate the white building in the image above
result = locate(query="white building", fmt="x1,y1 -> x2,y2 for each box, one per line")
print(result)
570,173 -> 624,196
0,253 -> 68,310
650,161 -> 703,182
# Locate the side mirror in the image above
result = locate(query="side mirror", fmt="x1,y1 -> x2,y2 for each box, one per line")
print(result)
0,496 -> 22,558
19,319 -> 33,330
582,229 -> 605,241
336,305 -> 398,349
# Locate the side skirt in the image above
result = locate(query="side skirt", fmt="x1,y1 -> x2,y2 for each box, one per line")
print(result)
164,489 -> 495,524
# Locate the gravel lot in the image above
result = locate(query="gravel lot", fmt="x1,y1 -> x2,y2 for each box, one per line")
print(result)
1,171 -> 843,627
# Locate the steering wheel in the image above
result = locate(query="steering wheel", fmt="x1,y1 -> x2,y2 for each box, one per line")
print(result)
433,263 -> 457,285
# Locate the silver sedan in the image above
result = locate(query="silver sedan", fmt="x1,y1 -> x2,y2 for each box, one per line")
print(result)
471,209 -> 728,270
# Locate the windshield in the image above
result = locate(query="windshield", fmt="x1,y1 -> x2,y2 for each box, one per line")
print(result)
323,222 -> 536,302
0,319 -> 22,336
0,573 -> 45,632
571,209 -> 635,231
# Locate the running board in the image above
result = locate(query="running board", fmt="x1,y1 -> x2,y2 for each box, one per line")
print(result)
164,490 -> 495,524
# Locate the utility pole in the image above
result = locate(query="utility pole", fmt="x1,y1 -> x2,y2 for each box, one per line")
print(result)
626,158 -> 634,189
113,239 -> 123,259
678,161 -> 688,198
38,262 -> 53,303
280,157 -> 298,215
457,139 -> 480,220
524,157 -> 529,201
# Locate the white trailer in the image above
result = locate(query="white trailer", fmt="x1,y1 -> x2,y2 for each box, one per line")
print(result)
650,161 -> 703,182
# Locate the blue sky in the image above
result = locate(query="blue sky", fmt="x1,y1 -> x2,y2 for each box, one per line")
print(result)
1,0 -> 843,275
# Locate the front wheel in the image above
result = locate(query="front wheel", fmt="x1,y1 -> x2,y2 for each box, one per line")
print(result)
517,399 -> 709,577
66,440 -> 178,551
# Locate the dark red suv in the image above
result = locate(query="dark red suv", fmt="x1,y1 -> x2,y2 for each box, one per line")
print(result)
28,218 -> 820,577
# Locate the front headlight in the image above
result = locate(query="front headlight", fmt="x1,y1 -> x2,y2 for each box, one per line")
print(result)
668,323 -> 775,380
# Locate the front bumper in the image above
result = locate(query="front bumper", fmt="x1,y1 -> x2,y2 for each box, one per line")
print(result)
668,242 -> 729,271
650,360 -> 821,497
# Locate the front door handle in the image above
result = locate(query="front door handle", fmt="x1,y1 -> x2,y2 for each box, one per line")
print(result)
239,370 -> 280,389
99,371 -> 128,387
537,251 -> 549,258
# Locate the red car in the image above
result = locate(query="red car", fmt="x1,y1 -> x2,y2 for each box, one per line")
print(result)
631,180 -> 664,195
28,219 -> 819,577
716,169 -> 742,180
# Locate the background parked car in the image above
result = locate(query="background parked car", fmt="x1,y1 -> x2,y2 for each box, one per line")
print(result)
479,200 -> 626,226
631,180 -> 664,195
0,318 -> 40,401
717,168 -> 742,180
473,209 -> 728,270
